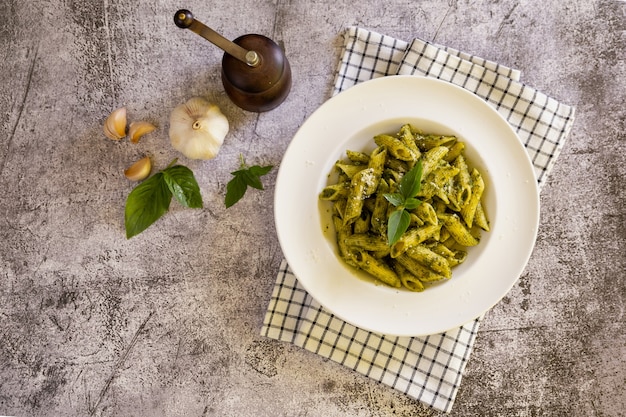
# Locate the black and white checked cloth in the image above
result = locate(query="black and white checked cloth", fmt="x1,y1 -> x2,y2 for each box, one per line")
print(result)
261,27 -> 575,412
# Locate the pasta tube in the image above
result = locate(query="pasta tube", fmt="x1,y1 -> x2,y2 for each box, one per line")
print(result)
343,168 -> 378,225
398,124 -> 421,161
345,234 -> 389,252
460,168 -> 485,228
420,146 -> 449,177
443,141 -> 465,163
346,150 -> 370,164
333,215 -> 357,267
367,146 -> 387,177
474,201 -> 490,231
354,251 -> 401,288
370,179 -> 389,235
390,224 -> 441,258
439,213 -> 479,246
396,254 -> 448,283
374,134 -> 415,161
392,260 -> 424,292
415,134 -> 457,150
336,162 -> 365,179
405,245 -> 452,278
319,182 -> 350,200
353,210 -> 371,234
413,201 -> 438,225
452,154 -> 472,208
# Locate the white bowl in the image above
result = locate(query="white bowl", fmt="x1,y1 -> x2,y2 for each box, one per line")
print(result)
274,75 -> 539,336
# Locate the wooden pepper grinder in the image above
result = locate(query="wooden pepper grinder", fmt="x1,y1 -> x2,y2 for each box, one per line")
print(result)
174,9 -> 292,112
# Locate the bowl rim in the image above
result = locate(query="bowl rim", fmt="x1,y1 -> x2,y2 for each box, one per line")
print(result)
274,75 -> 540,336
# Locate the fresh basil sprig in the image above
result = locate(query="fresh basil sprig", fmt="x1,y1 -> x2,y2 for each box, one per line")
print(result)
383,160 -> 423,246
225,155 -> 273,208
125,159 -> 202,239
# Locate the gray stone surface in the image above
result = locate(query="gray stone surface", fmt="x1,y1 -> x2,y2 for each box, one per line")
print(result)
1,0 -> 624,416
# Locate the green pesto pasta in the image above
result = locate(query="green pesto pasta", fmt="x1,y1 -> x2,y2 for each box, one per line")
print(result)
319,123 -> 490,291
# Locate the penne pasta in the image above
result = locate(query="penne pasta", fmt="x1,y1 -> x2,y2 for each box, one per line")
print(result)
367,146 -> 387,176
390,224 -> 441,258
370,179 -> 389,235
333,215 -> 357,268
405,245 -> 452,278
460,168 -> 485,228
319,182 -> 350,200
336,162 -> 365,178
396,254 -> 449,283
415,134 -> 457,151
374,134 -> 415,161
439,213 -> 480,246
353,210 -> 371,234
398,124 -> 422,162
474,201 -> 490,231
391,260 -> 424,292
346,149 -> 370,164
321,123 -> 489,292
345,233 -> 389,251
413,201 -> 438,225
343,167 -> 378,225
452,154 -> 472,208
443,141 -> 465,163
354,250 -> 401,288
420,146 -> 449,177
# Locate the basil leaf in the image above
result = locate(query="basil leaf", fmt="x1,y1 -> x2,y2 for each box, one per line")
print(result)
246,165 -> 273,189
384,193 -> 405,207
403,197 -> 422,210
125,173 -> 172,239
242,170 -> 265,190
225,174 -> 248,208
399,160 -> 423,199
225,158 -> 273,208
387,209 -> 411,246
163,165 -> 203,209
248,165 -> 273,177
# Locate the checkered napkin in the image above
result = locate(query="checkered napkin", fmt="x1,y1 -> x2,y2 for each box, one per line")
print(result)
261,27 -> 575,412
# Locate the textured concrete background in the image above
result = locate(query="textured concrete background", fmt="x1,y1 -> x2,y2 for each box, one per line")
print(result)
1,0 -> 624,416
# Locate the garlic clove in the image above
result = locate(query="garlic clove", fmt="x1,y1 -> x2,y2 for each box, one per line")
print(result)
124,156 -> 152,181
128,121 -> 156,143
104,107 -> 127,140
169,97 -> 229,160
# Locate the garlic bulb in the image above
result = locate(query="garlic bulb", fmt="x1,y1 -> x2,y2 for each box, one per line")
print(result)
169,97 -> 229,160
